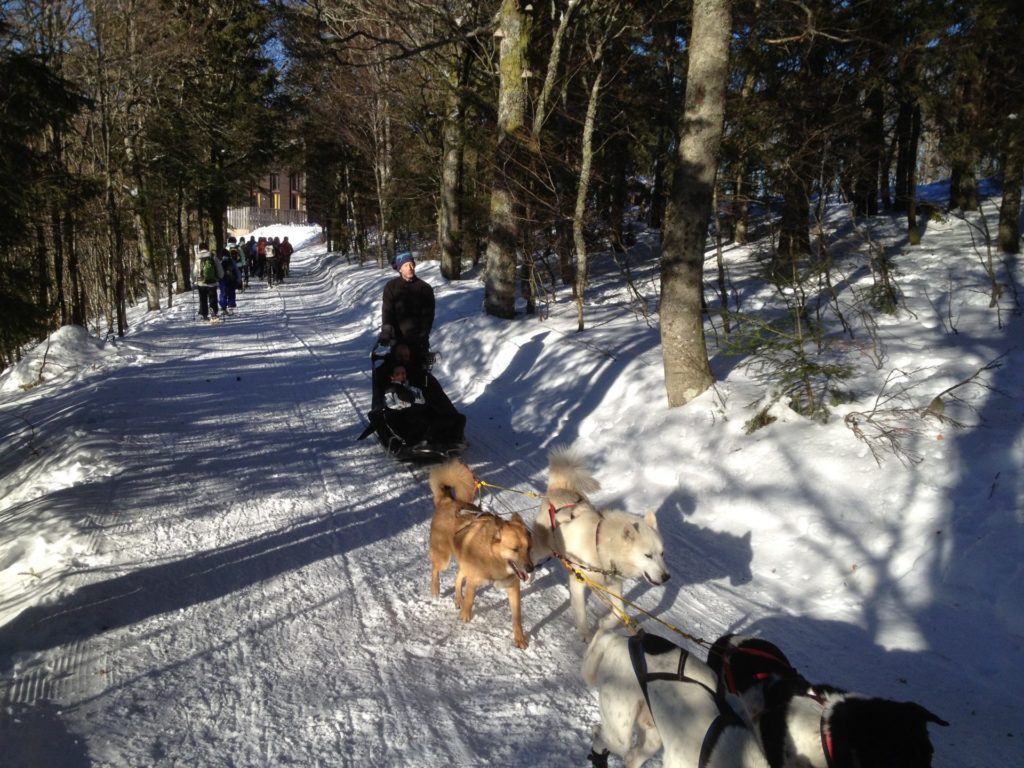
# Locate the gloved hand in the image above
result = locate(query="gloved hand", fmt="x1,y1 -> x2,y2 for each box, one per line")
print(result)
377,325 -> 394,347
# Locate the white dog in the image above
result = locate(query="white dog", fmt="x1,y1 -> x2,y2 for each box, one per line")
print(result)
532,448 -> 670,641
582,627 -> 769,768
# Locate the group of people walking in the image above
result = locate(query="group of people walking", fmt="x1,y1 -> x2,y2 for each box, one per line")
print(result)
192,234 -> 295,322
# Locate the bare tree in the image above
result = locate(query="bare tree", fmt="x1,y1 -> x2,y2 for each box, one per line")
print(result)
483,0 -> 531,318
660,0 -> 731,406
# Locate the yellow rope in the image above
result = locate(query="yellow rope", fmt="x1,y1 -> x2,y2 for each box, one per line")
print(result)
476,479 -> 542,498
559,558 -> 710,649
475,475 -> 705,647
475,479 -> 543,519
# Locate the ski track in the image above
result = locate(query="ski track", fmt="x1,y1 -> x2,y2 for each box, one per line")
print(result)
1,245 -> 605,767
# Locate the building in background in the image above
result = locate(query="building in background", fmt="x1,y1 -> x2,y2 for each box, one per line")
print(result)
227,170 -> 307,234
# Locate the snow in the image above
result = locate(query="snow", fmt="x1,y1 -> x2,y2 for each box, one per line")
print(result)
1,209 -> 1021,767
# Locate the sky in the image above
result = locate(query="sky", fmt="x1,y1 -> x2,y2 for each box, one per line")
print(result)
0,203 -> 1021,767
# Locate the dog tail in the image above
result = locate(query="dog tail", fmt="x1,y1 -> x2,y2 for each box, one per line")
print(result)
548,447 -> 601,496
429,459 -> 478,505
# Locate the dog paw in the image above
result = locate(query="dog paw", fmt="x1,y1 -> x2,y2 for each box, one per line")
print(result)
514,635 -> 529,650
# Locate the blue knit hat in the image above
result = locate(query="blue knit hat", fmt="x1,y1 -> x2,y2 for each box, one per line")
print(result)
392,252 -> 415,271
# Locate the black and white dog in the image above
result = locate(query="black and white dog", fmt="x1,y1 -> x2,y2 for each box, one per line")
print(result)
582,627 -> 770,768
706,634 -> 949,768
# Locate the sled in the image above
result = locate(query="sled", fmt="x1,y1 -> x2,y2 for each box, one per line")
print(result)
358,343 -> 467,463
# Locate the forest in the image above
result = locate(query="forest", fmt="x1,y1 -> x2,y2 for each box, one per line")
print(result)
2,0 -> 1021,405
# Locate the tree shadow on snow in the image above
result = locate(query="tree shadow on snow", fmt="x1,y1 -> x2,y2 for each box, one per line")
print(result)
0,476 -> 423,671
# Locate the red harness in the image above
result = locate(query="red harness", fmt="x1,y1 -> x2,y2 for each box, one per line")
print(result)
548,501 -> 574,529
548,501 -> 605,562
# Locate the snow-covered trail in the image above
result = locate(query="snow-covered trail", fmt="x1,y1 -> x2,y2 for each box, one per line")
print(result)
3,223 -> 1020,767
0,244 -> 599,766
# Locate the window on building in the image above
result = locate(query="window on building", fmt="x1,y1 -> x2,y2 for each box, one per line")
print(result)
273,192 -> 280,210
270,173 -> 279,191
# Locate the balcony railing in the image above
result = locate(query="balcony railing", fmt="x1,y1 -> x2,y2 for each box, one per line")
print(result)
227,207 -> 309,232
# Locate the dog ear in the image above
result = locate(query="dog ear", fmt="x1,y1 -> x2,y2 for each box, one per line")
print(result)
906,702 -> 949,727
623,522 -> 637,541
645,510 -> 658,530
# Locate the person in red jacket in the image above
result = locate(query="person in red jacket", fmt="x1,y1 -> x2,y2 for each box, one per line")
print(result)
277,236 -> 294,278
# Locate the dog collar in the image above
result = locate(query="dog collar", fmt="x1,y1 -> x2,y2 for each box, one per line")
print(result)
819,699 -> 836,767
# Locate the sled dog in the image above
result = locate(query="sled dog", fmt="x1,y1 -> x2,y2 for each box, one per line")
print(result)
429,460 -> 534,649
532,447 -> 670,641
707,633 -> 949,768
582,627 -> 769,768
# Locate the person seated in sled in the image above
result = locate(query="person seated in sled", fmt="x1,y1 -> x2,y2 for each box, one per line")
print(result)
372,343 -> 464,440
379,363 -> 465,447
381,364 -> 432,445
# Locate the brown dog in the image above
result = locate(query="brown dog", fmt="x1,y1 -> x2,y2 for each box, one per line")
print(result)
429,460 -> 534,649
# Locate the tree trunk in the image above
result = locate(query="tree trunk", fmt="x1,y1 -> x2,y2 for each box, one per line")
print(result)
573,62 -> 604,332
660,0 -> 731,407
136,206 -> 162,311
893,99 -> 913,212
907,105 -> 923,245
853,84 -> 884,216
606,130 -> 628,254
998,138 -> 1022,254
439,47 -> 470,280
35,222 -> 50,313
64,204 -> 85,327
51,201 -> 67,325
125,136 -> 161,310
174,186 -> 190,293
483,0 -> 531,319
778,172 -> 811,262
948,15 -> 983,213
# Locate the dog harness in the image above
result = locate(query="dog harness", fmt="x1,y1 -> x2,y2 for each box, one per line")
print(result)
818,694 -> 836,767
547,502 -> 622,578
547,500 -> 576,529
628,631 -> 740,768
718,642 -> 794,695
760,676 -> 837,768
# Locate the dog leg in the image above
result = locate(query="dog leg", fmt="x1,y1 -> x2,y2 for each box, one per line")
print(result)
568,575 -> 592,642
592,694 -> 638,766
505,582 -> 528,649
459,577 -> 478,622
625,701 -> 662,768
604,578 -> 626,627
453,568 -> 466,609
589,726 -> 612,768
430,560 -> 445,597
429,525 -> 451,598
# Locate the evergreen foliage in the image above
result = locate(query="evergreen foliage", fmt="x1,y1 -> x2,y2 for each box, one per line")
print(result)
0,47 -> 89,364
1,1 -> 1021,417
